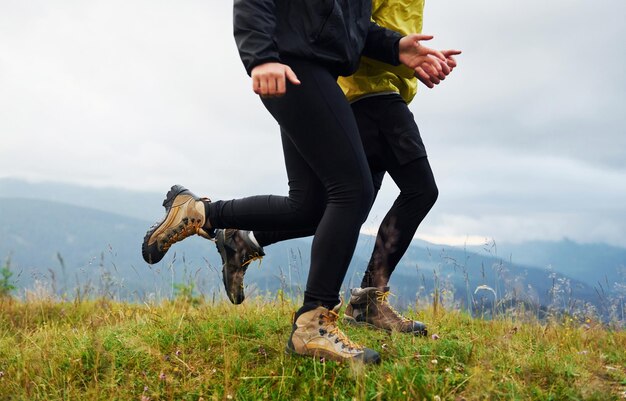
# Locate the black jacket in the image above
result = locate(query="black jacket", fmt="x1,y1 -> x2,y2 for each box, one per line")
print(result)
233,0 -> 403,77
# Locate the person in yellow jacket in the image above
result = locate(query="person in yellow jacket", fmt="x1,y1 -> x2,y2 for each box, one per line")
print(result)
340,0 -> 460,334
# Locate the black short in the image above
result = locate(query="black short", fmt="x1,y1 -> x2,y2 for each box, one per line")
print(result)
351,93 -> 427,176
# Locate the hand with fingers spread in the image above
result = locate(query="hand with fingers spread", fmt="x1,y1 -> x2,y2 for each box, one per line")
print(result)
251,62 -> 301,97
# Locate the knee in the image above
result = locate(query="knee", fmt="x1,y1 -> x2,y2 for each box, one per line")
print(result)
327,177 -> 374,222
289,196 -> 325,226
403,179 -> 438,209
425,182 -> 439,207
306,201 -> 326,225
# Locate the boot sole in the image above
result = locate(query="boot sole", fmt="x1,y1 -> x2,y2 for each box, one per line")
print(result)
342,315 -> 427,337
342,315 -> 388,331
141,185 -> 190,264
284,345 -> 381,365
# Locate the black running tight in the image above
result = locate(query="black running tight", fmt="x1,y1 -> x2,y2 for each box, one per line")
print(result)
253,157 -> 438,290
251,94 -> 439,291
207,57 -> 374,308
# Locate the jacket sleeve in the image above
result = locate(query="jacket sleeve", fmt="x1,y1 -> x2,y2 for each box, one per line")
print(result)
361,21 -> 403,66
361,56 -> 417,80
233,0 -> 281,76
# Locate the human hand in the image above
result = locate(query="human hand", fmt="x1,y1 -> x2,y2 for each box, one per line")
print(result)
399,34 -> 446,78
416,49 -> 462,89
251,62 -> 301,97
415,56 -> 447,88
443,49 -> 461,72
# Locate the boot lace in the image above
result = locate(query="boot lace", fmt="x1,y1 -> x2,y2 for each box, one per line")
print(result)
322,309 -> 364,351
241,253 -> 263,268
375,290 -> 411,323
159,197 -> 212,251
161,217 -> 204,251
232,230 -> 263,268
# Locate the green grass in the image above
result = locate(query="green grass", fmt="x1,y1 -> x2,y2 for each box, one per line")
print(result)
1,296 -> 625,400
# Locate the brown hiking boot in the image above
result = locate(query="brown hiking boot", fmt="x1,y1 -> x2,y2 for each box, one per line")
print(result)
142,185 -> 214,264
286,303 -> 381,364
215,229 -> 265,304
344,287 -> 427,336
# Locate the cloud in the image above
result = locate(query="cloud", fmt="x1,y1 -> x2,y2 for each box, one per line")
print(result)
421,0 -> 626,169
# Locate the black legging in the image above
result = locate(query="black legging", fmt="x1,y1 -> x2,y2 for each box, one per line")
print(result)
207,57 -> 374,308
252,94 -> 439,290
252,157 -> 438,288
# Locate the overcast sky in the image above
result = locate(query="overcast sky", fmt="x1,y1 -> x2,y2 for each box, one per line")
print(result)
1,0 -> 625,247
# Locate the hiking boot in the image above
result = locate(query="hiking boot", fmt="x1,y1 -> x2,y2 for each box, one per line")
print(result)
286,303 -> 381,364
142,185 -> 214,264
216,229 -> 265,304
344,287 -> 427,336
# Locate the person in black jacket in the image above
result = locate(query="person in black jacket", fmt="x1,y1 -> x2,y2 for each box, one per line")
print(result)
143,0 -> 450,364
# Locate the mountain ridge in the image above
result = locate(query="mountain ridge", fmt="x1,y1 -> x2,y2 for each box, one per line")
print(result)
1,178 -> 625,310
0,196 -> 615,311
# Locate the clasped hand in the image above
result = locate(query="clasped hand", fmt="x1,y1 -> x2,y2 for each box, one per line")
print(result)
250,34 -> 461,97
399,33 -> 461,89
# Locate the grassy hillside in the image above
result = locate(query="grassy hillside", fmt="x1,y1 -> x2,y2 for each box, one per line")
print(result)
1,296 -> 625,400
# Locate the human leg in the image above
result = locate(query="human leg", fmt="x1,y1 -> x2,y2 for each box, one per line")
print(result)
142,124 -> 326,266
255,58 -> 380,361
344,95 -> 436,335
218,130 -> 321,304
246,129 -> 325,247
257,58 -> 374,308
344,157 -> 436,336
348,94 -> 437,288
360,156 -> 438,288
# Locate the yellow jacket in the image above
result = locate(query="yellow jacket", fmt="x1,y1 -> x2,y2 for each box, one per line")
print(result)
337,0 -> 424,104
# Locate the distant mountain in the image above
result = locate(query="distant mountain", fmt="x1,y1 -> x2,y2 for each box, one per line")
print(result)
0,195 -> 318,300
0,177 -> 163,221
493,240 -> 626,289
0,197 -> 605,312
0,197 -> 184,299
2,178 -> 624,312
